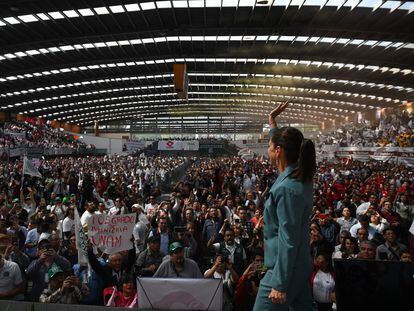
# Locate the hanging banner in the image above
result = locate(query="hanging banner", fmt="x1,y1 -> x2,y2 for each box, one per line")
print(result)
183,141 -> 199,151
158,140 -> 184,151
88,213 -> 136,254
122,140 -> 147,153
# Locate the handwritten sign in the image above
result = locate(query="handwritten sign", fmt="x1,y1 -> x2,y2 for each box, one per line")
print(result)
89,213 -> 136,254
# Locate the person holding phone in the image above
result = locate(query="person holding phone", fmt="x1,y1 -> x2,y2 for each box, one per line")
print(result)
253,102 -> 316,311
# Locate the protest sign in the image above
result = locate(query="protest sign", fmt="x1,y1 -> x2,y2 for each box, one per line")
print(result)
88,213 -> 136,254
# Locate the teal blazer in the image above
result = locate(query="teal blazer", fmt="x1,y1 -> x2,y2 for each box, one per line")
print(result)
263,164 -> 313,293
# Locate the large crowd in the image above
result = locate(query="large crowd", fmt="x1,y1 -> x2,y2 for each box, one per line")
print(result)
316,109 -> 413,147
1,120 -> 86,149
0,147 -> 413,310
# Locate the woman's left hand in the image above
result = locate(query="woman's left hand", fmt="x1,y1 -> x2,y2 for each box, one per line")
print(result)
269,288 -> 286,304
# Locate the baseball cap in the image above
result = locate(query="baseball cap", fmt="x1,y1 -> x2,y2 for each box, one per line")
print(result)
12,198 -> 19,203
55,197 -> 61,203
169,242 -> 183,253
48,263 -> 64,279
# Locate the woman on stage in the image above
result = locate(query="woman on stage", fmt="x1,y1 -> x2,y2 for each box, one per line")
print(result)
253,102 -> 316,311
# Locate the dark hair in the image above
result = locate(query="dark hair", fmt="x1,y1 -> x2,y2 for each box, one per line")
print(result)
270,127 -> 316,183
340,236 -> 359,254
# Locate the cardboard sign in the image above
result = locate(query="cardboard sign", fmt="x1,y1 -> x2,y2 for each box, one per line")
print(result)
89,213 -> 136,254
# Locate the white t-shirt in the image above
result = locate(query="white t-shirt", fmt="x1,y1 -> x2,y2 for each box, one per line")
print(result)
312,270 -> 335,303
62,217 -> 75,234
80,210 -> 94,227
0,260 -> 24,300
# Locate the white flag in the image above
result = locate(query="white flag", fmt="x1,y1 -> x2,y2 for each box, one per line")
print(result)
22,156 -> 42,178
74,208 -> 89,265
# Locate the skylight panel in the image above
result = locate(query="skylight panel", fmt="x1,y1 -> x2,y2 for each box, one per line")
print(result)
349,39 -> 363,45
94,7 -> 110,15
48,11 -> 65,19
109,5 -> 125,13
222,0 -> 236,7
125,3 -> 141,11
141,2 -> 157,10
156,1 -> 173,8
380,1 -> 401,11
206,0 -> 222,7
63,10 -> 79,18
36,13 -> 50,20
83,43 -> 94,48
4,17 -> 20,24
304,0 -> 324,6
343,0 -> 360,9
290,0 -> 305,7
362,40 -> 377,46
173,0 -> 189,7
48,47 -> 60,52
357,0 -> 381,8
78,8 -> 94,16
239,0 -> 256,6
377,41 -> 392,47
320,37 -> 336,43
399,2 -> 414,11
60,45 -> 75,51
18,14 -> 38,23
4,53 -> 16,59
26,50 -> 40,55
279,36 -> 295,41
325,0 -> 346,8
189,0 -> 205,7
94,42 -> 107,48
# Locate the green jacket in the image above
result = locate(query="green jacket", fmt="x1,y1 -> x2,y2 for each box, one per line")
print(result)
263,163 -> 313,292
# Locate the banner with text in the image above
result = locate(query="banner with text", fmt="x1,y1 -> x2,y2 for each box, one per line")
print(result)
122,140 -> 147,153
318,146 -> 414,166
137,277 -> 222,310
88,213 -> 136,254
158,140 -> 183,151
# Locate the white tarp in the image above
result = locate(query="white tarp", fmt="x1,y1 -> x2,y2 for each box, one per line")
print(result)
137,278 -> 223,310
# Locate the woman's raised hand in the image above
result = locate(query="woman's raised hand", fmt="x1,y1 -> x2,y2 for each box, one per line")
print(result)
269,101 -> 289,129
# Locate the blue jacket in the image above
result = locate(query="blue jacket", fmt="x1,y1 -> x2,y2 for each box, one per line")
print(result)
263,164 -> 313,292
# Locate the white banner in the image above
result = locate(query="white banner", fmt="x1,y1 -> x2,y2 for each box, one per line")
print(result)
137,278 -> 222,310
318,146 -> 414,166
122,140 -> 147,153
74,208 -> 89,265
88,213 -> 136,254
23,156 -> 42,178
158,140 -> 183,151
183,141 -> 200,151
